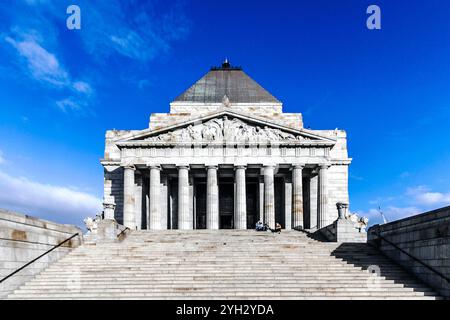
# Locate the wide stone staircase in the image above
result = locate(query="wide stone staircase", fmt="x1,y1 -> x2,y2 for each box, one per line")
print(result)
7,230 -> 440,299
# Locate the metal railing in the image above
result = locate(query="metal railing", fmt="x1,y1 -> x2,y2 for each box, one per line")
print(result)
0,232 -> 80,284
117,227 -> 130,239
371,230 -> 450,284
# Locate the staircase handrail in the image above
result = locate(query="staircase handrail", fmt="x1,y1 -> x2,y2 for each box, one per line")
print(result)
117,227 -> 130,239
0,232 -> 80,284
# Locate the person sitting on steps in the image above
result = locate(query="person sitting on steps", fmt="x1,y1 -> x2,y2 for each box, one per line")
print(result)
265,222 -> 282,234
255,221 -> 266,231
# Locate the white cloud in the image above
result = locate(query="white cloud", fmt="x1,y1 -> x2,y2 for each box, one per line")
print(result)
357,206 -> 421,225
56,98 -> 83,113
80,1 -> 190,62
5,30 -> 94,114
24,0 -> 49,4
72,81 -> 93,95
360,185 -> 450,226
0,169 -> 102,226
406,185 -> 450,206
5,35 -> 70,87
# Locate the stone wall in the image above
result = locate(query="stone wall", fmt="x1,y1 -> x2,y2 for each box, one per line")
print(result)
368,206 -> 450,297
149,103 -> 303,131
0,209 -> 83,298
103,165 -> 124,224
326,165 -> 349,226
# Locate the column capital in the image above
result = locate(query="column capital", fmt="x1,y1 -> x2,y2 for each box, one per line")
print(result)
123,165 -> 136,170
263,164 -> 276,169
177,165 -> 190,170
148,165 -> 161,170
206,165 -> 218,170
291,164 -> 305,170
235,165 -> 246,170
102,202 -> 116,210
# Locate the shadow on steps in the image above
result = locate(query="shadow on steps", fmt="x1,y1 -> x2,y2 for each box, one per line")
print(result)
330,242 -> 438,297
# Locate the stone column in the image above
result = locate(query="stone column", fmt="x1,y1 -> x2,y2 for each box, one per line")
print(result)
206,166 -> 219,230
234,166 -> 247,229
284,179 -> 292,230
123,165 -> 136,229
160,175 -> 168,230
309,175 -> 318,230
259,177 -> 264,223
263,165 -> 275,229
149,166 -> 161,230
135,173 -> 143,230
103,201 -> 116,220
178,166 -> 192,230
292,164 -> 304,230
318,164 -> 329,229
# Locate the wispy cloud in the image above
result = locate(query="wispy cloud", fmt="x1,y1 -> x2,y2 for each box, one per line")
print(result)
72,81 -> 93,95
359,184 -> 450,226
2,1 -> 191,114
357,206 -> 421,224
79,0 -> 191,62
56,98 -> 83,113
407,185 -> 450,206
5,33 -> 70,87
0,169 -> 102,226
4,29 -> 94,114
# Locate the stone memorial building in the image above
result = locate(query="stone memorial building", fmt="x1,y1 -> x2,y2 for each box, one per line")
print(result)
101,61 -> 351,231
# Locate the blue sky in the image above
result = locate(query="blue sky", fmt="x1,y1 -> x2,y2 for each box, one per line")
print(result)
0,0 -> 449,227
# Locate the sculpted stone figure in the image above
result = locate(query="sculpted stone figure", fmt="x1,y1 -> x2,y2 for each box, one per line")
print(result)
84,216 -> 98,233
146,116 -> 306,143
188,124 -> 203,141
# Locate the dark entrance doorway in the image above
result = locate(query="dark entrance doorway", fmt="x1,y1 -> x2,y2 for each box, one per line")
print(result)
275,177 -> 285,228
246,181 -> 258,229
195,183 -> 207,229
219,181 -> 234,229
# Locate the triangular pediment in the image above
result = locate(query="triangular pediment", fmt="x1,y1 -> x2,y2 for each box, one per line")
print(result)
116,109 -> 336,146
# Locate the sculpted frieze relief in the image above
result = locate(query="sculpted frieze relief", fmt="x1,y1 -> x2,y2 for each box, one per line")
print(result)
145,116 -> 311,143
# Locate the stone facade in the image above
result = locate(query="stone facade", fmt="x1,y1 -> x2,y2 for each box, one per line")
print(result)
101,62 -> 352,231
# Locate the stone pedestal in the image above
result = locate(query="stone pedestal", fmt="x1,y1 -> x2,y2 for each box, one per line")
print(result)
103,200 -> 116,220
335,219 -> 367,243
336,202 -> 349,220
96,219 -> 130,244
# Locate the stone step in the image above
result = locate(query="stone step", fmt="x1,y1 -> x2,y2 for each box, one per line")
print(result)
8,230 -> 439,299
19,282 -> 424,289
8,296 -> 438,300
26,276 -> 418,283
7,291 -> 435,298
11,286 -> 432,295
